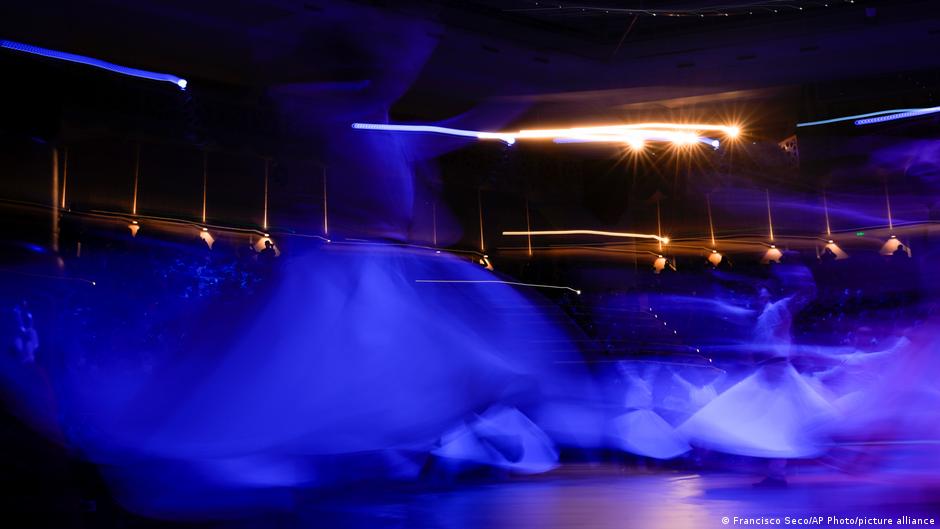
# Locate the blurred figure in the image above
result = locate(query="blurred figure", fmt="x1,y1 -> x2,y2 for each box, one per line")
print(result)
611,363 -> 691,460
258,240 -> 277,264
678,273 -> 835,486
11,301 -> 38,364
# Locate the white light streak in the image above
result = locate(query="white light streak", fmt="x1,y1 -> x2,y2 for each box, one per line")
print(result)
415,279 -> 580,295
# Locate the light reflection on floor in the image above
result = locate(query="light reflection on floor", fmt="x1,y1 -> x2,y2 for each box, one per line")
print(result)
279,466 -> 940,529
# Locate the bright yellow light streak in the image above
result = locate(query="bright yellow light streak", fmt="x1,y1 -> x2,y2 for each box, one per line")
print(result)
706,194 -> 717,248
201,151 -> 208,224
415,279 -> 580,295
525,199 -> 532,257
480,122 -> 741,139
51,147 -> 59,252
132,144 -> 140,215
656,200 -> 663,252
765,189 -> 775,242
822,192 -> 831,237
263,159 -> 269,231
502,229 -> 668,244
60,148 -> 68,209
480,128 -> 719,146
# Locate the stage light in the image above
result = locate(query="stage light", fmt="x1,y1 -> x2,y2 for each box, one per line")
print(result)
1,39 -> 188,90
199,228 -> 214,249
128,220 -> 140,237
653,255 -> 667,274
880,235 -> 910,257
253,236 -> 280,256
761,245 -> 782,264
727,125 -> 741,138
707,249 -> 722,267
823,240 -> 848,260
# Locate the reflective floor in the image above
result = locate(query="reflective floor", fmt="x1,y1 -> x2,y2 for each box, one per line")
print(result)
243,462 -> 940,529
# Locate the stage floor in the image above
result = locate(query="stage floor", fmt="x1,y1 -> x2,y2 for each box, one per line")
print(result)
271,465 -> 940,529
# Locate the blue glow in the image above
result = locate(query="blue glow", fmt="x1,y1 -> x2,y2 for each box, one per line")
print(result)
0,39 -> 188,90
854,107 -> 940,126
351,122 -> 485,139
797,106 -> 940,128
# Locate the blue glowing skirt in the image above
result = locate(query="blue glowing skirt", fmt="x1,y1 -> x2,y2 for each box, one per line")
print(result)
8,245 -> 594,516
677,363 -> 836,458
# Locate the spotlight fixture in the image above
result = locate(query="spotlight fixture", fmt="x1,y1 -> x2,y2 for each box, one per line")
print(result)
823,239 -> 849,260
198,227 -> 214,249
880,234 -> 909,256
761,245 -> 782,264
653,255 -> 667,274
707,249 -> 722,267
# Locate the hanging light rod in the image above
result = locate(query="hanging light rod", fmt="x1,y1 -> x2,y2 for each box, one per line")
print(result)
1,39 -> 188,90
352,121 -> 740,148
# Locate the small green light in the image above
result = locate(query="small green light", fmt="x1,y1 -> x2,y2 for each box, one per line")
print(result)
856,231 -> 865,236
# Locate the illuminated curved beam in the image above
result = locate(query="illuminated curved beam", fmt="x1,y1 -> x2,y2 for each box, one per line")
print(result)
1,40 -> 187,90
415,279 -> 580,295
503,229 -> 669,244
352,121 -> 738,147
505,122 -> 740,137
854,107 -> 940,126
797,106 -> 940,128
553,132 -> 719,148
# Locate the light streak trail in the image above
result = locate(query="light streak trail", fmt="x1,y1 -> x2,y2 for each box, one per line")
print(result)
503,229 -> 669,244
855,107 -> 940,125
706,194 -> 717,248
1,39 -> 187,90
201,151 -> 208,224
352,121 -> 736,148
797,106 -> 940,127
263,159 -> 269,231
525,199 -> 532,257
132,144 -> 140,215
765,189 -> 775,242
415,279 -> 580,295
